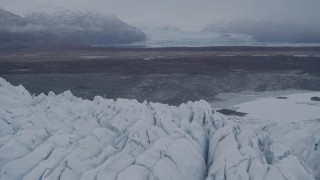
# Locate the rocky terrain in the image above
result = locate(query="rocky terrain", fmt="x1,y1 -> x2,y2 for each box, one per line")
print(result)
1,46 -> 320,105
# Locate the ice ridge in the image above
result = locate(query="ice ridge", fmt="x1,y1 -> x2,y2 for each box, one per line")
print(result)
0,77 -> 318,180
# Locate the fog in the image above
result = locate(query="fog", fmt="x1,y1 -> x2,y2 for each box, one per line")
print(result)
1,0 -> 320,31
204,20 -> 320,43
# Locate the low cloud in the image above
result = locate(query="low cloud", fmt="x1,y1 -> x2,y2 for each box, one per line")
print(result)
1,0 -> 320,31
204,19 -> 320,43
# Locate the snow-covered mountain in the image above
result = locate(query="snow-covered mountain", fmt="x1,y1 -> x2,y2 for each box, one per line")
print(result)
25,7 -> 146,44
0,7 -> 55,47
0,6 -> 146,46
0,77 -> 319,180
0,7 -> 26,28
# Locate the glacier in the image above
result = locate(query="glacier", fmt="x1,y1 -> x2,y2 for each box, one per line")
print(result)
0,77 -> 319,180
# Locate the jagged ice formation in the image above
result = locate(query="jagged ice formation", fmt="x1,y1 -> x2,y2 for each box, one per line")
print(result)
0,77 -> 319,180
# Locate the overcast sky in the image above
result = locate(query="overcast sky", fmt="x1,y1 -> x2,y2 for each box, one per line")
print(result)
1,0 -> 320,30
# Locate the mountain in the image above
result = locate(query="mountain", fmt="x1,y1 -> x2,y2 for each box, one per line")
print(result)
0,7 -> 55,47
204,20 -> 320,43
0,7 -> 26,27
25,7 -> 146,45
0,6 -> 146,47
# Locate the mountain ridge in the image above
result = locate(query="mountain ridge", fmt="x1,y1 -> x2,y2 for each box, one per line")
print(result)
0,6 -> 146,47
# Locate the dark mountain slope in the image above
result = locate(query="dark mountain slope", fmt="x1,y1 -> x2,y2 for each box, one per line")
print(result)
0,6 -> 146,47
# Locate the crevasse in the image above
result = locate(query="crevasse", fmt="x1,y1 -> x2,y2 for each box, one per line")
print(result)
0,77 -> 318,180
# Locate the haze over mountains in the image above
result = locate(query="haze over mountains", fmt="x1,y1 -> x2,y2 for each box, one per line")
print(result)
0,6 -> 146,47
204,20 -> 320,43
0,7 -> 26,26
2,5 -> 320,47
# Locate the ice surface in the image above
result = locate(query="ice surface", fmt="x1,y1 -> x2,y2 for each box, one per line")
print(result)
0,77 -> 319,180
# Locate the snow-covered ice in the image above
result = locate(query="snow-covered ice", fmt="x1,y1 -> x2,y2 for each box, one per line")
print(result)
0,77 -> 319,180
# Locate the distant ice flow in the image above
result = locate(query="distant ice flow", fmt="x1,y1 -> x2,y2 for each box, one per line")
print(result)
122,27 -> 320,48
0,77 -> 319,180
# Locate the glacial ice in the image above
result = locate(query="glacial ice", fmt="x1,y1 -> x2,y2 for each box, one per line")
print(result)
0,77 -> 319,180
